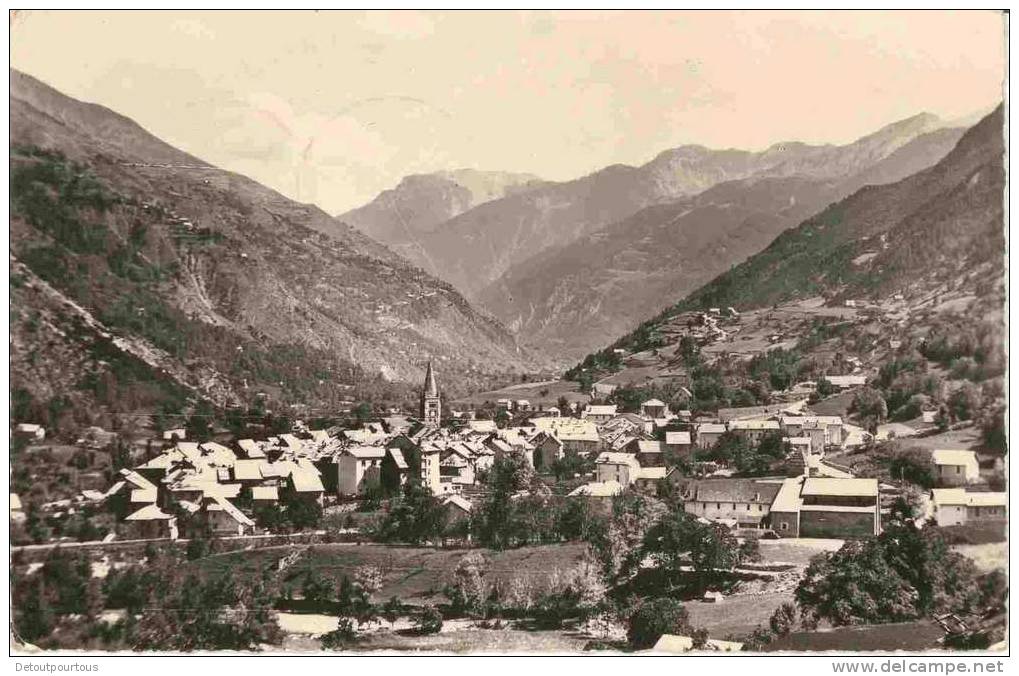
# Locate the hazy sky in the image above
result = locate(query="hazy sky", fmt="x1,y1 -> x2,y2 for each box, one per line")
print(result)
10,10 -> 1006,213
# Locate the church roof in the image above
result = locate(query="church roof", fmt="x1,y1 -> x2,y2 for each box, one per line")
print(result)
423,361 -> 439,397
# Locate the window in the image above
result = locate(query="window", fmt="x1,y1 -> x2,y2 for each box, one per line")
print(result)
716,503 -> 720,510
780,522 -> 788,531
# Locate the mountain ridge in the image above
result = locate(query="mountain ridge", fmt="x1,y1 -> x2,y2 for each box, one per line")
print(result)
9,69 -> 541,431
580,104 -> 1004,370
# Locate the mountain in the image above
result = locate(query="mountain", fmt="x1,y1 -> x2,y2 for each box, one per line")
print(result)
480,125 -> 966,361
594,105 -> 1004,361
356,112 -> 956,299
338,169 -> 544,270
9,69 -> 539,431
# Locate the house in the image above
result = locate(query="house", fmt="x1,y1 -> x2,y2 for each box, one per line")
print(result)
288,460 -> 326,505
681,479 -> 783,529
485,437 -> 516,464
627,439 -> 665,467
652,634 -> 744,653
250,485 -> 279,502
417,443 -> 442,495
634,466 -> 668,492
664,431 -> 694,460
442,494 -> 472,530
237,439 -> 266,458
14,423 -> 46,442
602,413 -> 652,437
162,428 -> 186,442
380,448 -> 410,493
583,404 -> 618,424
728,419 -> 781,444
336,446 -> 386,496
202,495 -> 256,536
531,432 -> 564,472
640,399 -> 670,420
594,452 -> 641,487
825,375 -> 867,390
930,489 -> 1007,527
591,382 -> 618,397
769,477 -> 880,538
930,449 -> 980,486
466,419 -> 498,434
695,423 -> 727,449
533,417 -> 601,456
787,436 -> 812,456
780,416 -> 844,447
122,504 -> 178,540
10,493 -> 26,524
568,480 -> 623,512
499,428 -> 536,467
439,450 -> 474,492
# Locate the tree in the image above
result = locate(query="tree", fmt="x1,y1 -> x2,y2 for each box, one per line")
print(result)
445,552 -> 491,617
816,376 -> 835,398
377,480 -> 446,544
796,539 -> 917,628
320,617 -> 358,649
184,399 -> 214,441
627,598 -> 693,649
354,565 -> 383,597
796,523 -> 981,627
414,606 -> 443,635
556,498 -> 592,541
768,602 -> 797,637
851,386 -> 888,432
302,571 -> 334,605
381,596 -> 402,626
285,496 -> 322,530
637,509 -> 740,580
888,448 -> 936,488
474,456 -> 533,549
948,383 -> 982,422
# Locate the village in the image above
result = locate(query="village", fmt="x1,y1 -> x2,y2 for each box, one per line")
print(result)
10,319 -> 1007,652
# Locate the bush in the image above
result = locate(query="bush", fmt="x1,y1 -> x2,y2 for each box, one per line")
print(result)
768,602 -> 797,637
414,606 -> 443,635
627,598 -> 692,650
445,552 -> 491,617
320,617 -> 358,649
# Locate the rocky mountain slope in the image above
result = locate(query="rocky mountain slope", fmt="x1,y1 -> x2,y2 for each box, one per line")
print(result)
347,112 -> 958,299
338,169 -> 543,269
9,70 -> 539,430
481,125 -> 965,361
588,105 -> 1004,364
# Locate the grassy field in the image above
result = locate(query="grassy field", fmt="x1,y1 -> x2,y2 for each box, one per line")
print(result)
278,625 -> 593,653
196,542 -> 589,604
757,538 -> 844,566
686,591 -> 795,639
452,380 -> 589,408
897,426 -> 982,450
258,537 -> 855,651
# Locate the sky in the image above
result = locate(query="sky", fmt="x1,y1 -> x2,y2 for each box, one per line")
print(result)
10,10 -> 1007,214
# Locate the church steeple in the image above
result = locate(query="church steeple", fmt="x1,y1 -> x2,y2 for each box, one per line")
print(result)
421,361 -> 441,427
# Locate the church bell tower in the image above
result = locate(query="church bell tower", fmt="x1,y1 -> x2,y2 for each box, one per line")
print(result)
421,361 -> 441,427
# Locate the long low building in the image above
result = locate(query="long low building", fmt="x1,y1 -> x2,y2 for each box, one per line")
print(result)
930,488 -> 1007,527
769,477 -> 880,538
681,479 -> 784,529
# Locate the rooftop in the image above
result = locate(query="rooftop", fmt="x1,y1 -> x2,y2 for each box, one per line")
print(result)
931,449 -> 978,466
801,477 -> 878,498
